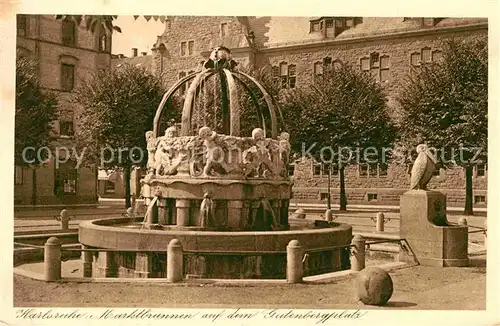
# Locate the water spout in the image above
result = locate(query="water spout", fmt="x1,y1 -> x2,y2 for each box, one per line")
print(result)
142,196 -> 159,229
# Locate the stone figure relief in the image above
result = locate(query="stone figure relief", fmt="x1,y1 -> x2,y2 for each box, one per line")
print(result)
199,126 -> 234,177
410,144 -> 437,190
242,128 -> 275,178
145,131 -> 156,174
204,46 -> 238,71
277,132 -> 291,178
154,126 -> 186,176
199,192 -> 215,227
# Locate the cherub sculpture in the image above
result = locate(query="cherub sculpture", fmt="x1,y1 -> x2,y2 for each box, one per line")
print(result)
154,126 -> 184,176
199,126 -> 232,177
145,131 -> 156,174
242,128 -> 274,178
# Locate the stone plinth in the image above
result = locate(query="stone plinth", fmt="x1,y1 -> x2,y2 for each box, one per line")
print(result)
399,190 -> 468,267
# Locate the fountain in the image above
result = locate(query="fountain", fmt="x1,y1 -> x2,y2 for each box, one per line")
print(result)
79,46 -> 353,279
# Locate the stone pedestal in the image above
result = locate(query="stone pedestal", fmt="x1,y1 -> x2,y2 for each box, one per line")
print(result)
134,253 -> 152,278
97,251 -> 117,277
227,201 -> 244,230
176,199 -> 191,226
399,190 -> 468,267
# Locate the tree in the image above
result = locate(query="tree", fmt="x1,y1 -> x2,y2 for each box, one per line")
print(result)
55,15 -> 167,33
282,64 -> 396,210
397,38 -> 487,215
15,57 -> 59,205
73,64 -> 180,208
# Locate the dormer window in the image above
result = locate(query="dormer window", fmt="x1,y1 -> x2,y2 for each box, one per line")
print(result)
310,17 -> 361,38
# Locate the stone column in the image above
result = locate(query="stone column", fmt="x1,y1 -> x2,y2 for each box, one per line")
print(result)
81,245 -> 93,277
98,251 -> 117,278
227,200 -> 244,230
157,198 -> 168,225
176,199 -> 191,227
351,235 -> 366,271
286,240 -> 304,283
134,252 -> 152,278
44,237 -> 61,281
167,239 -> 183,282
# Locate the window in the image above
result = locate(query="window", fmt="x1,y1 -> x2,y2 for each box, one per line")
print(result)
310,22 -> 320,32
288,164 -> 295,176
410,52 -> 420,66
288,64 -> 296,88
323,57 -> 332,66
474,195 -> 486,204
367,193 -> 378,201
180,42 -> 187,56
59,119 -> 74,136
320,193 -> 329,201
432,50 -> 443,62
360,53 -> 390,82
277,62 -> 296,89
359,163 -> 387,178
326,19 -> 334,28
410,48 -> 443,68
55,163 -> 77,195
220,23 -> 228,37
15,166 -> 23,185
475,164 -> 486,177
421,47 -> 432,63
313,62 -> 323,76
60,64 -> 75,91
188,41 -> 194,56
17,15 -> 27,36
313,164 -> 322,176
62,18 -> 76,46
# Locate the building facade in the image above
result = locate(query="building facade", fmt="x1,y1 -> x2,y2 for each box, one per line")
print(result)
15,15 -> 112,206
131,16 -> 488,207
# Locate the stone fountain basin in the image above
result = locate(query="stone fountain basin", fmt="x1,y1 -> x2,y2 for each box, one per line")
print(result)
79,217 -> 352,253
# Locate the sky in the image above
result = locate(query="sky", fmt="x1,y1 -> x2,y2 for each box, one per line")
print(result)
111,16 -> 166,56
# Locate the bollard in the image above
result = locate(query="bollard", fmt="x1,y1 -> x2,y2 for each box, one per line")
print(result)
286,240 -> 304,283
376,212 -> 385,232
325,209 -> 333,222
167,239 -> 183,282
44,237 -> 62,281
82,245 -> 93,277
350,235 -> 366,272
59,209 -> 69,230
458,217 -> 468,226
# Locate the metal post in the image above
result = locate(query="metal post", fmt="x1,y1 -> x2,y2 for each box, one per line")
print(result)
350,235 -> 366,271
286,240 -> 304,283
327,164 -> 331,210
44,237 -> 61,281
167,239 -> 183,282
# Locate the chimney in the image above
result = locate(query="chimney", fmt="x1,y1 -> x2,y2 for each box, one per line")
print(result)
141,52 -> 147,56
132,48 -> 138,57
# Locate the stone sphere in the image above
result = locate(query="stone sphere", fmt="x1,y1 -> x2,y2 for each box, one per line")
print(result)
355,267 -> 393,306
